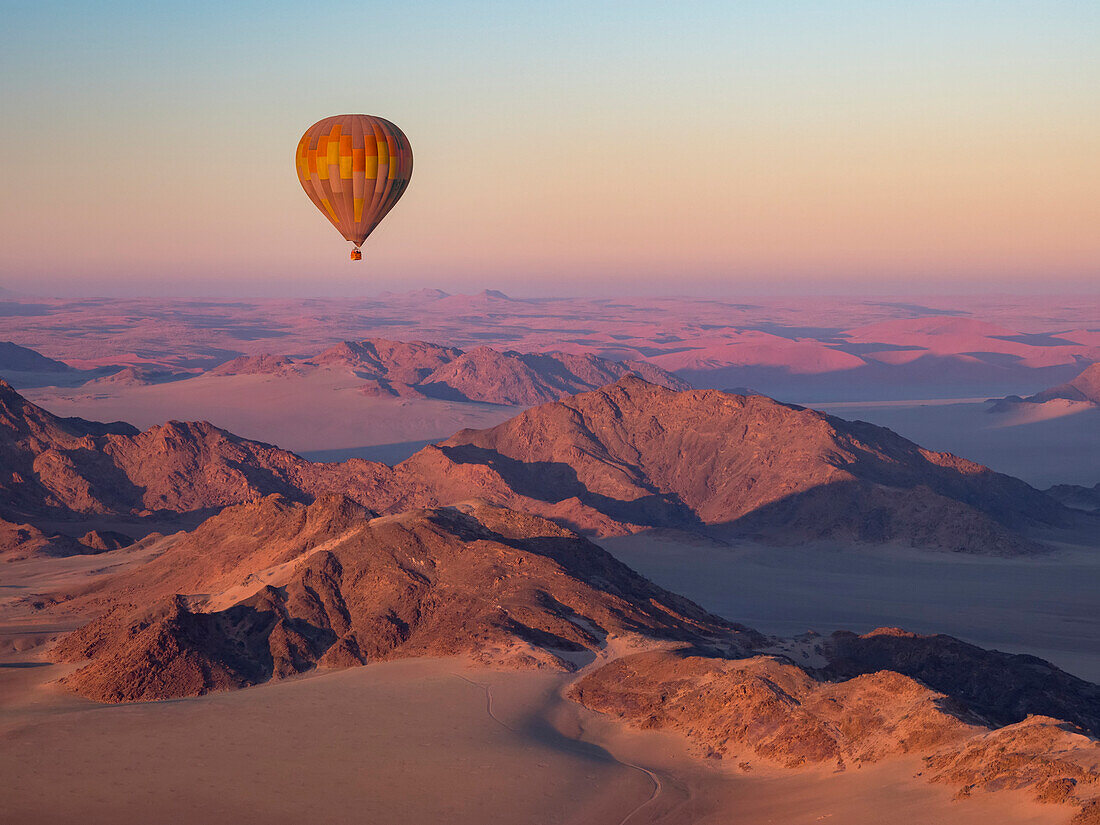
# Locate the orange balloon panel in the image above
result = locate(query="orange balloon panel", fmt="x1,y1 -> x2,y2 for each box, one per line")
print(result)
295,114 -> 413,248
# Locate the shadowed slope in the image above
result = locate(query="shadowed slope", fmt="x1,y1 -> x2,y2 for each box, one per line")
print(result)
822,627 -> 1100,736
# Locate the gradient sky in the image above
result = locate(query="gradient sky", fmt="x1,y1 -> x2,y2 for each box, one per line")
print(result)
1,1 -> 1097,297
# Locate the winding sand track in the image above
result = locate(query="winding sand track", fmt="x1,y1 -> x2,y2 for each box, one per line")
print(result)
455,670 -> 666,825
614,759 -> 662,825
452,674 -> 515,732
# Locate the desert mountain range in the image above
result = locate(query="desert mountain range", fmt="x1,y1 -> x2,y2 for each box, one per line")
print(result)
2,336 -> 690,406
0,377 -> 1072,556
427,376 -> 1066,551
2,294 -> 1098,402
1048,481 -> 1100,512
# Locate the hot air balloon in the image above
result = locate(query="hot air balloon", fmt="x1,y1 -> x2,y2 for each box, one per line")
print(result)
295,114 -> 413,260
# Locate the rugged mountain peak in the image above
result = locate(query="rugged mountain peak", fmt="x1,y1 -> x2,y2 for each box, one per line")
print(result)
1,377 -> 82,442
433,377 -> 1063,551
312,338 -> 463,384
209,354 -> 295,376
0,382 -> 391,522
56,498 -> 745,702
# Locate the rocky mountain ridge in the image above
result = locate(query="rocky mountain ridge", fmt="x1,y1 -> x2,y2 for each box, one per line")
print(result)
2,337 -> 691,406
54,495 -> 747,702
425,376 -> 1065,552
0,378 -> 1070,555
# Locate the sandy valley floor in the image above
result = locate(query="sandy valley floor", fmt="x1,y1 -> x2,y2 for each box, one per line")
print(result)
601,532 -> 1100,683
0,651 -> 1065,825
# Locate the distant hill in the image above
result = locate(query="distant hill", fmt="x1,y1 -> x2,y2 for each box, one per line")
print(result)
0,341 -> 71,374
83,366 -> 189,387
1028,362 -> 1100,405
211,337 -> 691,405
990,362 -> 1100,413
1046,481 -> 1100,512
419,347 -> 691,405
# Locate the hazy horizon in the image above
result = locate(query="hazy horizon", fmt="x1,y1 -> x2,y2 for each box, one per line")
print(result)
3,280 -> 1100,301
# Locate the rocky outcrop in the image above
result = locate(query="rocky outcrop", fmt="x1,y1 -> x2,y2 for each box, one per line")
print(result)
570,647 -> 1100,818
0,519 -> 133,560
821,628 -> 1100,736
208,354 -> 295,376
923,716 -> 1100,812
569,649 -> 981,768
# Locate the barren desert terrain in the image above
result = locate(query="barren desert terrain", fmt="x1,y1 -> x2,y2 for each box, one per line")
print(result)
1,292 -> 1097,825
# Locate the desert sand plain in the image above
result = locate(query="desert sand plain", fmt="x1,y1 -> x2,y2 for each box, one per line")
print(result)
1,291 -> 1098,824
0,654 -> 1067,825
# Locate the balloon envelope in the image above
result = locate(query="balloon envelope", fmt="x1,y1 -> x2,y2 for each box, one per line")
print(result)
295,114 -> 413,248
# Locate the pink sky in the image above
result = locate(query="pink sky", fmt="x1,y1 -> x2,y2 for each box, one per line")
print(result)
1,2 -> 1097,297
